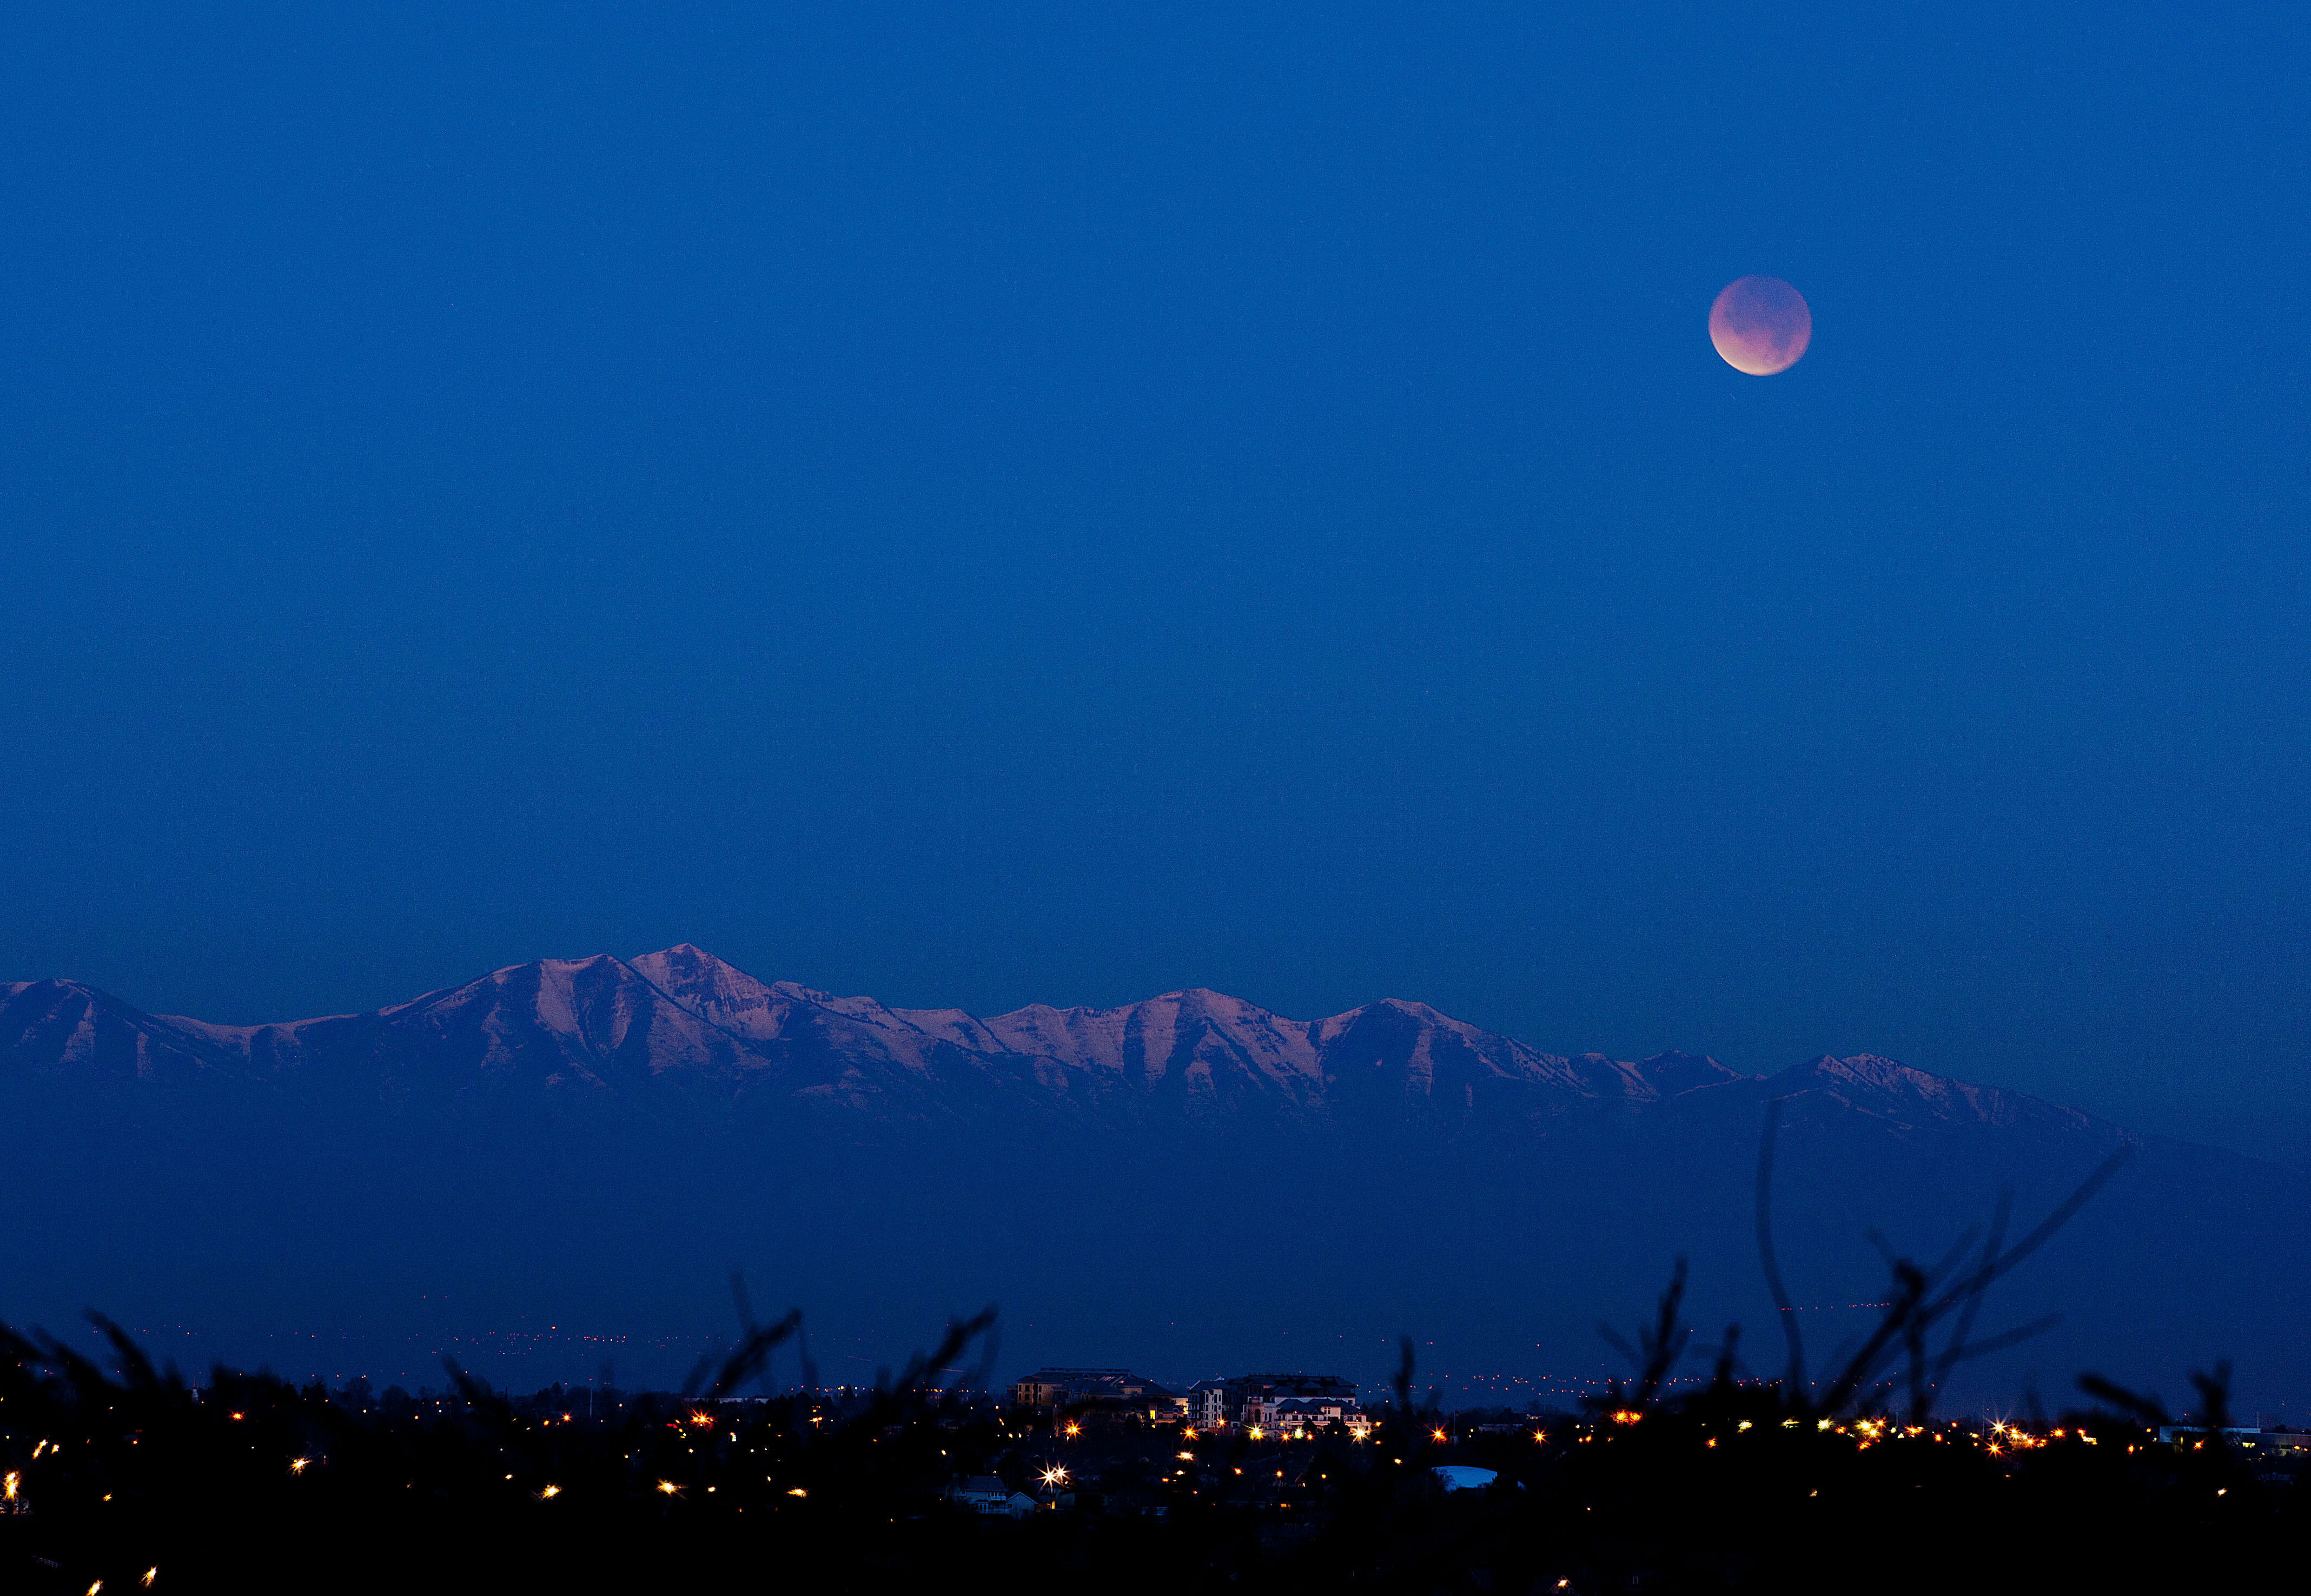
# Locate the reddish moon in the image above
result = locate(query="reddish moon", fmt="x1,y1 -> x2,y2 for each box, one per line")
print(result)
1709,275 -> 1811,375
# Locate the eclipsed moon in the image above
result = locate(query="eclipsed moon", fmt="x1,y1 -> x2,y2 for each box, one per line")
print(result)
1709,275 -> 1811,375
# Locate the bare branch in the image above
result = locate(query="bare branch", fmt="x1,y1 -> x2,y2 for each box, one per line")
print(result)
1754,1100 -> 1806,1399
1818,1261 -> 1925,1414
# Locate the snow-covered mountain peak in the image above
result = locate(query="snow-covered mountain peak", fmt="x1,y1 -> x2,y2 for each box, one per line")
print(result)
1763,1053 -> 2109,1138
625,945 -> 797,1042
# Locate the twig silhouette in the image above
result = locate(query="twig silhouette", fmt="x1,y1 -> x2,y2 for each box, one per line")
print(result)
1754,1101 -> 1806,1396
1753,1104 -> 2131,1420
1597,1256 -> 1692,1407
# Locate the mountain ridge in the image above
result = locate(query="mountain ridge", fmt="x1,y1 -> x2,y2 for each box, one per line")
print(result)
4,944 -> 2129,1151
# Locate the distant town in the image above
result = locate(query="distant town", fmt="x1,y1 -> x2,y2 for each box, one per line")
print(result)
1006,1368 -> 1394,1442
8,1327 -> 2306,1590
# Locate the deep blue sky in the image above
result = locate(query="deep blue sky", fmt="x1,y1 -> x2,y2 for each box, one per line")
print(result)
4,5 -> 2307,1161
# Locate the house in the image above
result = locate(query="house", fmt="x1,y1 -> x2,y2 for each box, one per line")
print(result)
945,1475 -> 1015,1515
1008,1367 -> 1184,1424
1236,1390 -> 1372,1438
1274,1395 -> 1373,1438
1187,1379 -> 1229,1431
2156,1426 -> 2310,1456
1224,1372 -> 1359,1430
1008,1367 -> 1140,1409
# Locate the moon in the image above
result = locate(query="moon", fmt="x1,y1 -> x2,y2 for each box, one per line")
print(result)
1709,275 -> 1811,375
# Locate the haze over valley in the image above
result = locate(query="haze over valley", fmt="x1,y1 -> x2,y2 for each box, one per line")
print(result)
8,946 -> 2301,1416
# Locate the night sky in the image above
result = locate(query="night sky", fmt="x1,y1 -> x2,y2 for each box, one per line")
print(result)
4,5 -> 2307,1163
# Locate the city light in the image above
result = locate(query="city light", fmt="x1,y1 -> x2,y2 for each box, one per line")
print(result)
657,1480 -> 680,1495
289,1458 -> 310,1475
540,1485 -> 561,1499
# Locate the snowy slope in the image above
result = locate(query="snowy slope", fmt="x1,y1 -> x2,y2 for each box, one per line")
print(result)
2,946 -> 2123,1150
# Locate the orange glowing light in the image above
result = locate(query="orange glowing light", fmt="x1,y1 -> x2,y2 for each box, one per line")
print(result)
656,1480 -> 681,1495
786,1487 -> 807,1497
289,1458 -> 310,1475
540,1485 -> 561,1499
1611,1410 -> 1641,1426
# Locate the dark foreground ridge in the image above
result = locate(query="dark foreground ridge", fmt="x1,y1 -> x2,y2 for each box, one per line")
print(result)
2,1299 -> 2303,1596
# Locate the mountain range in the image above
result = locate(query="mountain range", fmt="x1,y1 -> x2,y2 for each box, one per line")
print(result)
0,944 -> 2111,1147
3,947 -> 2303,1412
